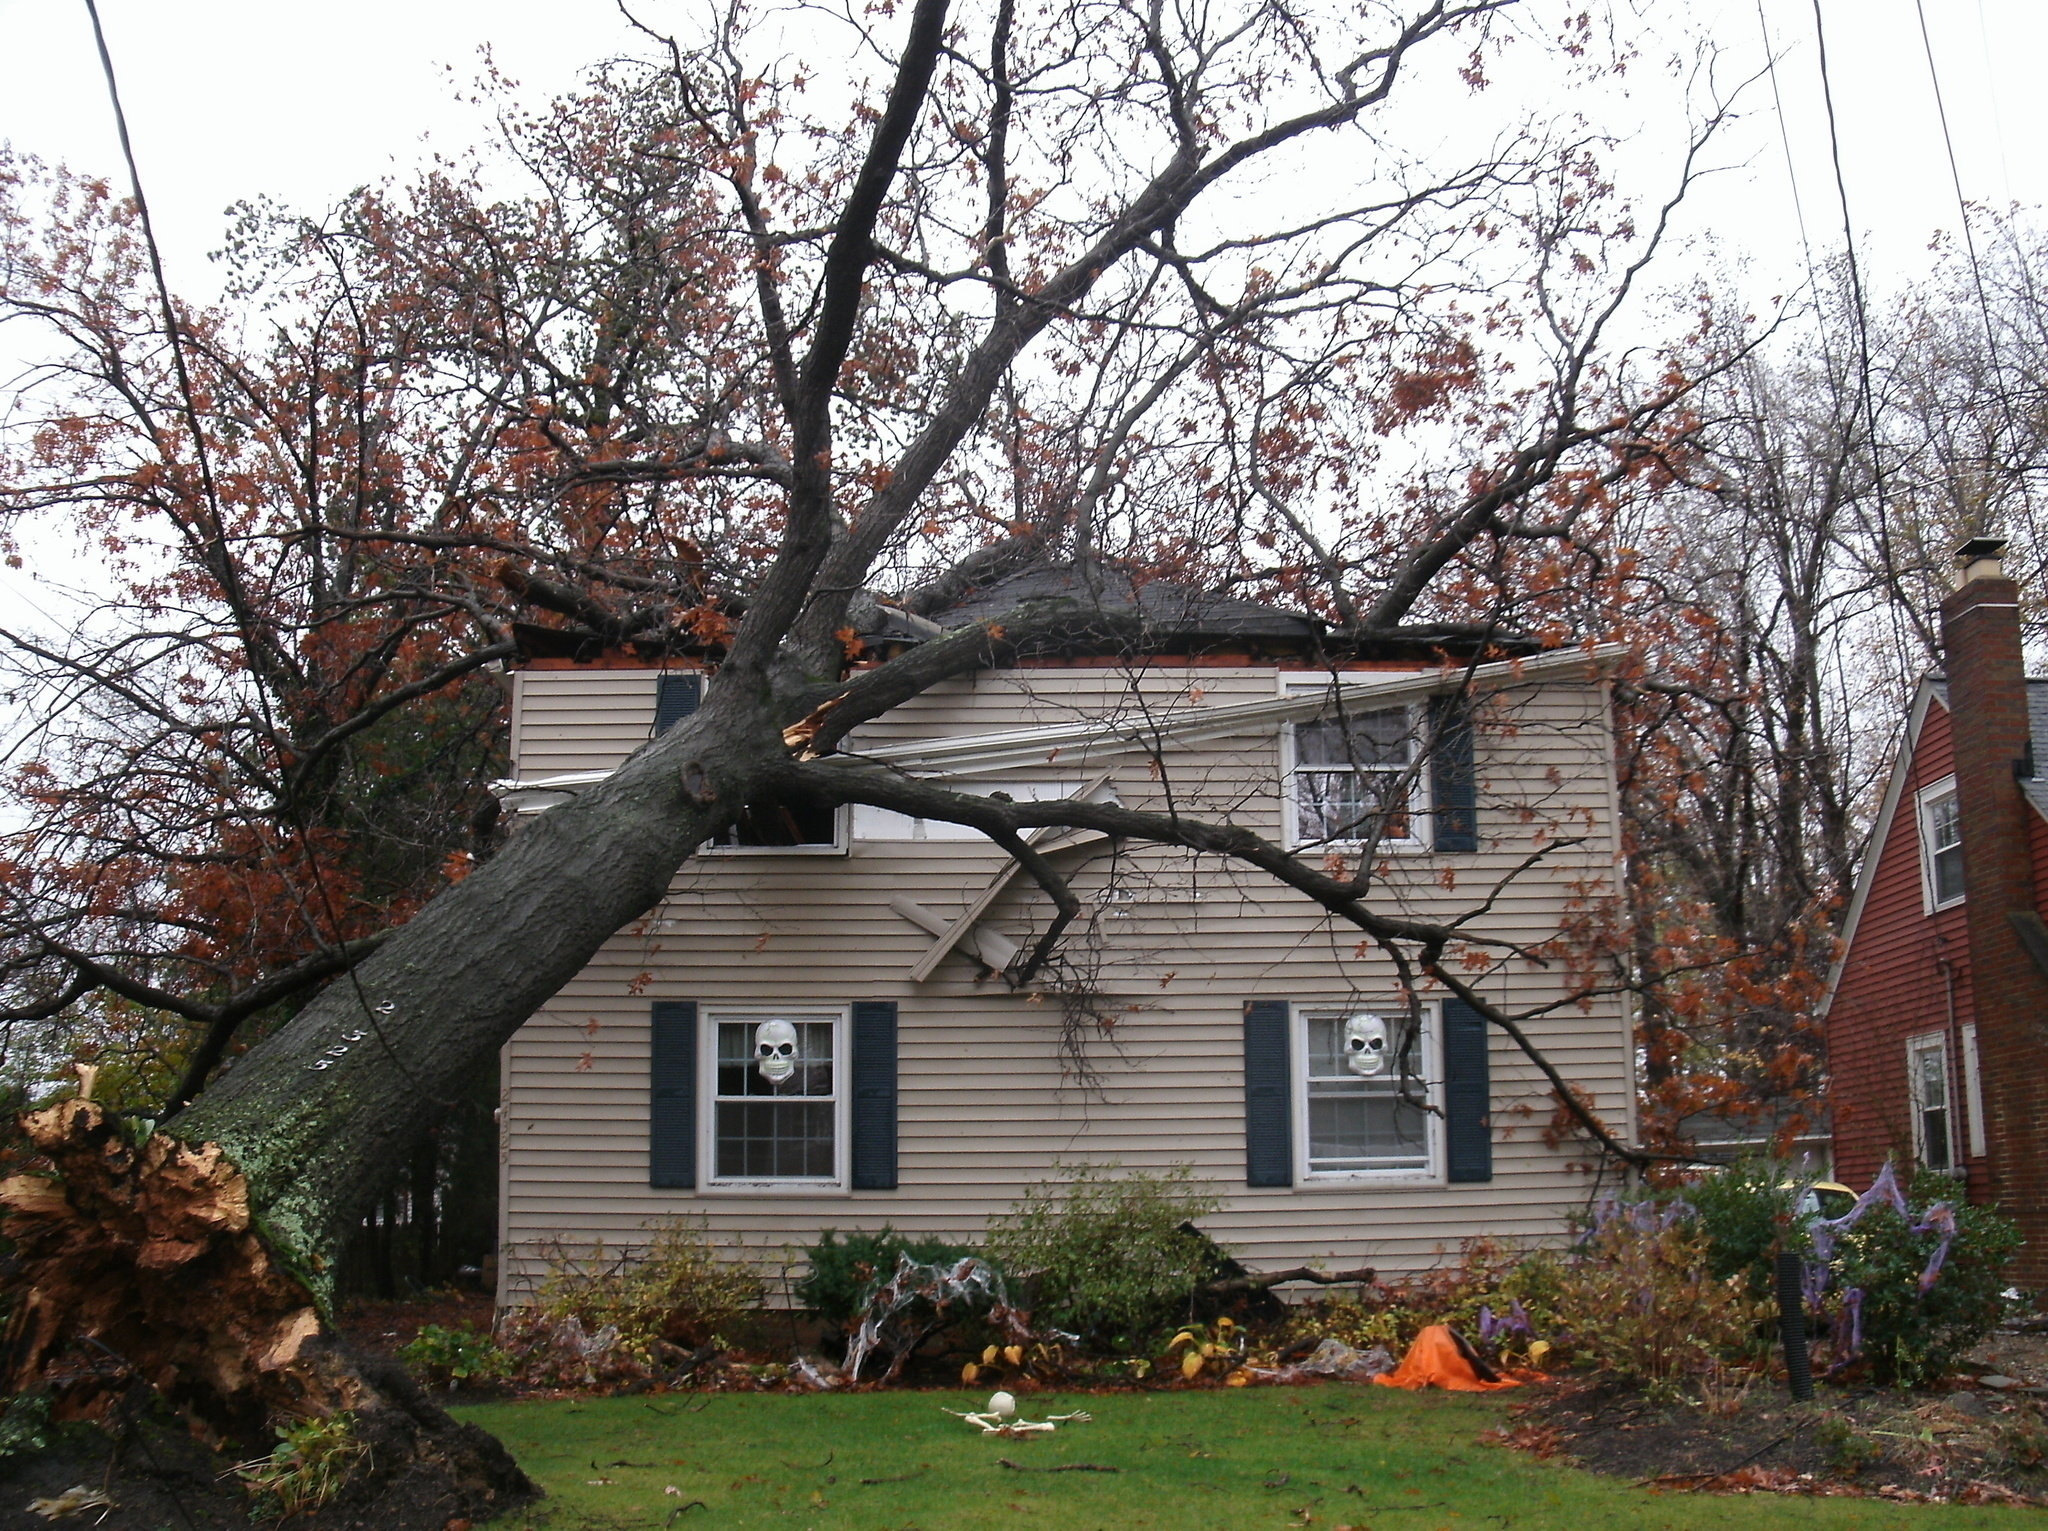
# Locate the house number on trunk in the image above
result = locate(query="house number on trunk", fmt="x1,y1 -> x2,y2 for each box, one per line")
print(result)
306,1014 -> 378,1070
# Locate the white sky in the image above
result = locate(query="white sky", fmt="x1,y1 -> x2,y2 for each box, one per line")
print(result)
0,0 -> 2042,307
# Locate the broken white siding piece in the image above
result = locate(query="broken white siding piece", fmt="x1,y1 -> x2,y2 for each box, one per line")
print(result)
899,772 -> 1118,982
888,895 -> 1020,971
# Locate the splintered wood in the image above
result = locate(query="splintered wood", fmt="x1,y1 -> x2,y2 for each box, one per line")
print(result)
0,1099 -> 344,1433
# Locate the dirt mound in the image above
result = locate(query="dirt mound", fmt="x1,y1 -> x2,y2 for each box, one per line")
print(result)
0,1360 -> 535,1531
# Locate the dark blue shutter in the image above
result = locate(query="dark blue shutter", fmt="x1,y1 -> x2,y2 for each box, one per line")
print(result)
649,1001 -> 697,1188
1443,997 -> 1492,1183
1243,1000 -> 1293,1187
849,1001 -> 899,1190
1429,694 -> 1477,852
655,673 -> 702,734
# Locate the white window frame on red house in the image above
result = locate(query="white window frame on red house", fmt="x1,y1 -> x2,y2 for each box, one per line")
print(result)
1906,1029 -> 1956,1174
1916,777 -> 1964,913
1960,1022 -> 1988,1159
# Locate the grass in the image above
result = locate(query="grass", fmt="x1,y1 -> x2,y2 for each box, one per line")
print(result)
457,1384 -> 2047,1529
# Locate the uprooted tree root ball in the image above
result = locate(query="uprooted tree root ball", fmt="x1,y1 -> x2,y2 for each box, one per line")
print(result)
0,1100 -> 536,1525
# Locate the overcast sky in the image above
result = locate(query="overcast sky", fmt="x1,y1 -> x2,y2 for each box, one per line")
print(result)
0,0 -> 2041,317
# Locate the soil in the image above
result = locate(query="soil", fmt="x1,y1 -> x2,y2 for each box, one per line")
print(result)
1496,1330 -> 2048,1507
0,1343 -> 534,1531
334,1290 -> 497,1366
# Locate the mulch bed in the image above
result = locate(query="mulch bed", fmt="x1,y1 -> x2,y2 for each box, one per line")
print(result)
1495,1372 -> 2048,1506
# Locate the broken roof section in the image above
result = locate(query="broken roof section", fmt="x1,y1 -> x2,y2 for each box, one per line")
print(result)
923,563 -> 1322,646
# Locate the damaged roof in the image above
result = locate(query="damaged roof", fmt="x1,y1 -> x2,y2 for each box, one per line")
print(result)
927,562 -> 1323,643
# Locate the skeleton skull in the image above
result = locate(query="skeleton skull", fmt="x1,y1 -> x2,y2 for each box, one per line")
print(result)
1342,1013 -> 1390,1077
754,1018 -> 798,1083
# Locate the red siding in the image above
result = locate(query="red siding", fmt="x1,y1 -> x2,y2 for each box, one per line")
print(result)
1828,702 -> 1980,1190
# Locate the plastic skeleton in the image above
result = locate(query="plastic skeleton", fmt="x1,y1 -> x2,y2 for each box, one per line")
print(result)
944,1391 -> 1093,1435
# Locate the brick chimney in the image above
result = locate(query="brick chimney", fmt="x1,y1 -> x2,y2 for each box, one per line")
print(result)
1940,535 -> 2048,1282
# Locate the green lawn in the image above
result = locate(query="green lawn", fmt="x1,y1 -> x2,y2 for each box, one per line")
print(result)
457,1384 -> 2045,1529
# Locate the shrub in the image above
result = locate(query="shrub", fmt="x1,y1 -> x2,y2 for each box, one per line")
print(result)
1548,1211 -> 1773,1386
798,1227 -> 978,1325
1681,1159 -> 1804,1296
527,1218 -> 763,1363
983,1163 -> 1220,1352
0,1392 -> 52,1466
399,1323 -> 512,1388
1823,1173 -> 2019,1387
1283,1240 -> 1565,1367
234,1414 -> 366,1518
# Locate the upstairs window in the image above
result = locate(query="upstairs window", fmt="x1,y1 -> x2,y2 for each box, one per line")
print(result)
1918,779 -> 1964,910
712,799 -> 844,851
1288,706 -> 1423,849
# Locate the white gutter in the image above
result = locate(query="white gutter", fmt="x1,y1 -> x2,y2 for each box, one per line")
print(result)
491,643 -> 1627,808
857,644 -> 1627,778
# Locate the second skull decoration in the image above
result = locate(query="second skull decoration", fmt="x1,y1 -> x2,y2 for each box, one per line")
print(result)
754,1018 -> 798,1083
1342,1013 -> 1389,1077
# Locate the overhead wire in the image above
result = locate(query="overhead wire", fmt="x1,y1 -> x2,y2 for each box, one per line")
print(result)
79,0 -> 444,1120
1806,0 -> 1924,671
1913,0 -> 2024,529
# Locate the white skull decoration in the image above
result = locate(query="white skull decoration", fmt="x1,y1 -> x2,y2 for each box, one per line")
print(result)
754,1018 -> 798,1083
1342,1013 -> 1390,1077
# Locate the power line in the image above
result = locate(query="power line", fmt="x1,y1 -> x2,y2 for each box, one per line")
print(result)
1915,0 -> 2024,526
1754,0 -> 1837,374
1809,0 -> 1913,662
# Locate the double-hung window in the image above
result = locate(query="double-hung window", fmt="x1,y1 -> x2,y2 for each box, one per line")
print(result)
1298,1006 -> 1435,1177
707,1009 -> 844,1186
1906,1030 -> 1954,1174
1918,779 -> 1964,910
1288,706 -> 1424,850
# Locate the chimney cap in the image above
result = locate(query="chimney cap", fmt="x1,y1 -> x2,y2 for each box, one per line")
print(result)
1955,536 -> 2009,584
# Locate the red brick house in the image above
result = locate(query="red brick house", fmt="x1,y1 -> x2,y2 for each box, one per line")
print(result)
1824,538 -> 2048,1285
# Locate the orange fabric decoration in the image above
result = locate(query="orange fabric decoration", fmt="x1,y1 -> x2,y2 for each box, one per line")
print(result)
1371,1324 -> 1525,1392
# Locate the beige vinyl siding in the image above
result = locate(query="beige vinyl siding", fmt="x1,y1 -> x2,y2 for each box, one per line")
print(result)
499,662 -> 1630,1301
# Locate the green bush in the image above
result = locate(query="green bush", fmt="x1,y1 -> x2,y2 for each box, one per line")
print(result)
399,1323 -> 512,1388
1680,1160 -> 1804,1297
1825,1172 -> 2019,1387
0,1392 -> 52,1467
797,1227 -> 979,1325
983,1163 -> 1220,1352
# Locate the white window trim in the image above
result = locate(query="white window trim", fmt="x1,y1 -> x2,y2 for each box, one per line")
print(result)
1293,1000 -> 1443,1185
699,1005 -> 851,1194
692,670 -> 847,854
1279,678 -> 1432,854
1961,1022 -> 1988,1159
1906,1029 -> 1956,1174
1916,776 -> 1964,913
